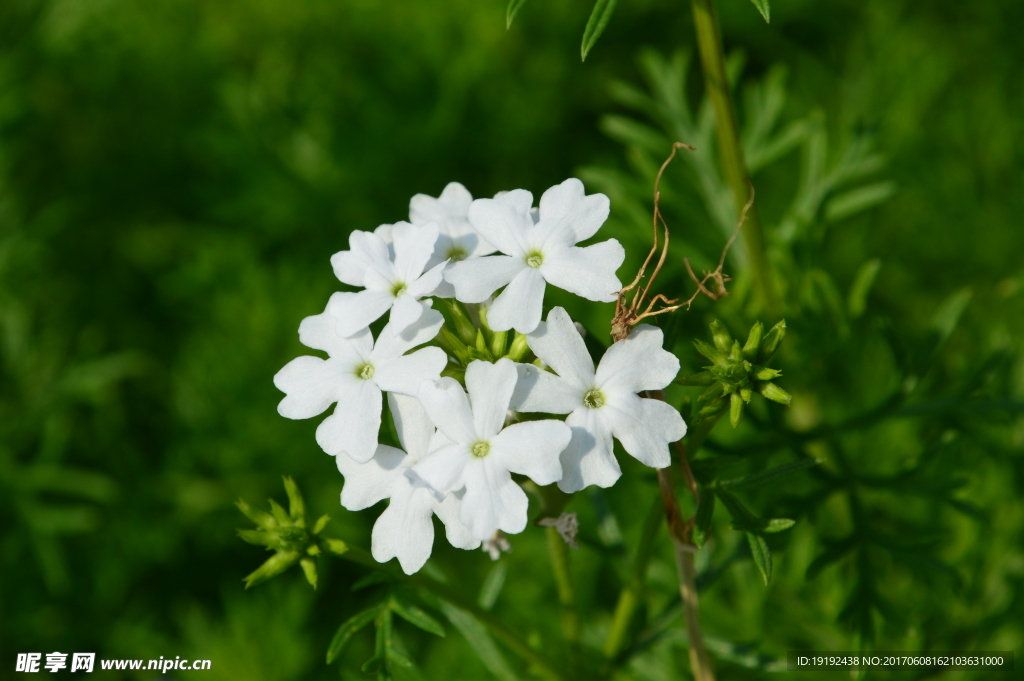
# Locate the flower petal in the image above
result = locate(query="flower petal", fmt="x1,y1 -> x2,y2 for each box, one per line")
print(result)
331,230 -> 394,289
597,324 -> 680,394
392,221 -> 439,283
557,408 -> 621,493
336,444 -> 407,510
298,310 -> 371,361
374,347 -> 447,396
460,460 -> 529,539
374,308 -> 444,360
433,491 -> 481,550
491,419 -> 569,486
408,442 -> 469,496
525,307 -> 595,391
273,356 -> 350,419
541,240 -> 624,303
408,259 -> 447,298
465,358 -> 518,439
467,191 -> 533,257
487,267 -> 546,333
444,255 -> 524,304
538,178 -> 611,243
417,378 -> 476,445
410,182 -> 473,229
315,380 -> 383,462
328,289 -> 394,338
387,392 -> 435,461
372,480 -> 436,574
510,363 -> 579,414
389,294 -> 425,335
604,393 -> 686,468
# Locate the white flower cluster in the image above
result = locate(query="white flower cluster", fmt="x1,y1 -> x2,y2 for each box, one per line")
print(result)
275,179 -> 687,574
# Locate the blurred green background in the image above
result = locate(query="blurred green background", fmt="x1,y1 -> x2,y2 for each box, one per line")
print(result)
1,0 -> 1022,679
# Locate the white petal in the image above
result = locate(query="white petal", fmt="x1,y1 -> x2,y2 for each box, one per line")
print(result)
410,182 -> 473,228
374,347 -> 447,396
491,419 -> 570,485
467,192 -> 533,257
541,240 -> 624,303
466,358 -> 518,439
433,491 -> 481,550
525,306 -> 595,391
387,393 -> 435,461
331,230 -> 395,289
417,378 -> 476,445
328,290 -> 394,338
337,444 -> 408,510
604,393 -> 686,468
274,356 -> 349,419
374,308 -> 444,359
315,380 -> 383,462
298,310 -> 370,361
372,480 -> 436,574
556,408 -> 621,493
487,267 -> 546,333
538,178 -> 611,243
392,221 -> 439,283
460,460 -> 529,539
510,363 -> 579,414
389,294 -> 425,335
407,259 -> 447,298
444,255 -> 524,304
597,324 -> 680,394
408,442 -> 469,496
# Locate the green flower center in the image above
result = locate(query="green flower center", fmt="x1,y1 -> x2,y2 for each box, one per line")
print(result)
524,250 -> 544,268
356,363 -> 375,380
471,441 -> 491,458
582,388 -> 606,409
446,246 -> 468,262
390,281 -> 408,297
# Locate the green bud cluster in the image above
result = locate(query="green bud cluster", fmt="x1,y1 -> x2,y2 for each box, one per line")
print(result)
677,319 -> 791,427
236,476 -> 348,589
434,300 -> 531,383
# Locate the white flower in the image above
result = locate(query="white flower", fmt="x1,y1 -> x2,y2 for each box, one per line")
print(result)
511,307 -> 686,493
336,393 -> 479,574
411,182 -> 497,265
410,358 -> 571,540
329,222 -> 447,337
444,178 -> 625,333
273,306 -> 447,463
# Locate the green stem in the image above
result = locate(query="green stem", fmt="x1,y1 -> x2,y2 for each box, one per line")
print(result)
690,0 -> 780,316
337,545 -> 565,681
546,527 -> 580,658
602,495 -> 663,660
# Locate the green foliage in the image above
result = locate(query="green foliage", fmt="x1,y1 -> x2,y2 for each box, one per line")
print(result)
581,0 -> 619,62
749,0 -> 771,24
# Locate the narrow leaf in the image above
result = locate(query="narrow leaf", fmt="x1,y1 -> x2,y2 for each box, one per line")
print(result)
327,604 -> 384,664
478,562 -> 508,611
717,490 -> 762,532
581,0 -> 618,62
439,601 -> 519,681
236,499 -> 277,530
763,518 -> 796,533
747,532 -> 773,584
391,599 -> 445,637
825,181 -> 897,222
719,458 -> 817,490
749,0 -> 770,24
847,259 -> 881,319
506,0 -> 529,29
693,490 -> 715,547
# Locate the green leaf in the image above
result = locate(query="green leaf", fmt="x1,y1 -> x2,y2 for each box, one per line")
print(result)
719,458 -> 817,490
693,490 -> 715,547
825,181 -> 897,222
438,601 -> 518,681
282,476 -> 305,522
747,532 -> 772,584
717,491 -> 762,532
327,604 -> 384,664
351,571 -> 392,592
847,259 -> 881,318
478,562 -> 508,611
580,0 -> 618,62
931,288 -> 973,344
763,518 -> 796,533
806,538 -> 857,579
694,339 -> 728,365
391,599 -> 445,637
749,0 -> 770,23
506,0 -> 529,29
